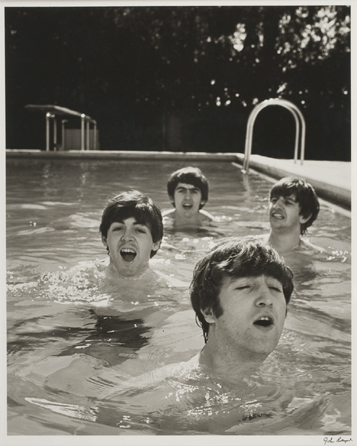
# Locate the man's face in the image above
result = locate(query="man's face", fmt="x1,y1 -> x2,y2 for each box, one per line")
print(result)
206,275 -> 287,360
102,217 -> 160,277
172,182 -> 204,217
269,194 -> 307,233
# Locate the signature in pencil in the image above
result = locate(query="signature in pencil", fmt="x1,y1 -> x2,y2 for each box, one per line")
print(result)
323,438 -> 353,445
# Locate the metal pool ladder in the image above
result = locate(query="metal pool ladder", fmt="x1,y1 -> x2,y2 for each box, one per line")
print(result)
242,98 -> 306,174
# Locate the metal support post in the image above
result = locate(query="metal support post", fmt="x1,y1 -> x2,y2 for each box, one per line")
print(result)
45,113 -> 51,151
86,119 -> 90,150
61,120 -> 68,151
81,114 -> 85,151
53,117 -> 57,151
93,121 -> 97,150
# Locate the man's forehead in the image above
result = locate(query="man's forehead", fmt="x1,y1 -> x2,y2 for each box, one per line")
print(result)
272,193 -> 297,201
175,182 -> 199,190
234,273 -> 279,279
224,274 -> 281,284
112,217 -> 150,227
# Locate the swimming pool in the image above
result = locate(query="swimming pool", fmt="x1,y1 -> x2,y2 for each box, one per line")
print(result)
6,157 -> 351,439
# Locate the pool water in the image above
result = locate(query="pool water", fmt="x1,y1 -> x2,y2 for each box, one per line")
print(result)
6,158 -> 351,437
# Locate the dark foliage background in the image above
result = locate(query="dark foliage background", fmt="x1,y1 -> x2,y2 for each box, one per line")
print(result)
5,6 -> 350,160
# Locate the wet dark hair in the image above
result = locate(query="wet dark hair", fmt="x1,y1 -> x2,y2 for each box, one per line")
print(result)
167,166 -> 209,209
99,190 -> 163,258
190,237 -> 294,343
270,177 -> 320,235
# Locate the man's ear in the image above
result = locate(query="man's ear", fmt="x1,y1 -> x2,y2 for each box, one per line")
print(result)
201,307 -> 216,324
299,213 -> 311,224
101,235 -> 107,247
152,240 -> 161,252
169,195 -> 175,207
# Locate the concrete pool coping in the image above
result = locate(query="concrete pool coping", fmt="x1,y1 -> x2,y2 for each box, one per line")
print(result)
234,153 -> 351,211
6,149 -> 351,210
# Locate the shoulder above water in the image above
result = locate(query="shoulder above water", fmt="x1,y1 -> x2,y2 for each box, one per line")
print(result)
299,238 -> 325,253
199,209 -> 215,222
163,208 -> 216,226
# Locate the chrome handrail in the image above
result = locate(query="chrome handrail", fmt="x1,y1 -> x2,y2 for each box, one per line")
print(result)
242,98 -> 306,174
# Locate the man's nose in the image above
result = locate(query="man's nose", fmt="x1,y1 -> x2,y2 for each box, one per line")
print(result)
271,198 -> 281,210
274,197 -> 284,206
121,228 -> 134,241
255,285 -> 273,306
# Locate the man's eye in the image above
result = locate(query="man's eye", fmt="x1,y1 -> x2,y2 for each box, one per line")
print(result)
236,285 -> 250,290
269,286 -> 282,292
113,226 -> 123,231
136,227 -> 146,233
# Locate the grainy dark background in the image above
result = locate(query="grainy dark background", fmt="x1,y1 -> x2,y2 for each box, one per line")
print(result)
5,6 -> 351,160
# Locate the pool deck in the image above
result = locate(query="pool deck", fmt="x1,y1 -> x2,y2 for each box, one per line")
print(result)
6,149 -> 351,210
234,153 -> 351,211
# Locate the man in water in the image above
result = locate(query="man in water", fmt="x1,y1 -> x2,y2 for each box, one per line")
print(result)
27,237 -> 325,432
163,166 -> 214,228
92,239 -> 325,433
262,177 -> 320,254
99,237 -> 293,400
99,190 -> 163,278
190,237 -> 293,379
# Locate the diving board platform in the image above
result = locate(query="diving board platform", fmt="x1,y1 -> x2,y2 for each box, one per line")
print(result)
25,104 -> 98,151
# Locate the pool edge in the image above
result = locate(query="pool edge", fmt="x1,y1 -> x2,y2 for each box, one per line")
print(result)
6,149 -> 351,210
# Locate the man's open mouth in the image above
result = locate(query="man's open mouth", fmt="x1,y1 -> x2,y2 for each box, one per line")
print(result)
120,248 -> 137,262
271,211 -> 284,219
183,203 -> 193,209
253,316 -> 274,329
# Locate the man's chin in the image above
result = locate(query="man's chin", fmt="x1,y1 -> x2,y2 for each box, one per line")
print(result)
270,218 -> 285,228
252,338 -> 280,356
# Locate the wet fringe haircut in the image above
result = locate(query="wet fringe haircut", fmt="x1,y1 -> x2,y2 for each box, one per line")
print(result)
190,237 -> 294,343
99,190 -> 163,258
270,177 -> 320,235
167,166 -> 209,208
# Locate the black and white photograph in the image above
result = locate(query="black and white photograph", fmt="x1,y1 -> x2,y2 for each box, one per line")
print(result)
3,1 -> 353,445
